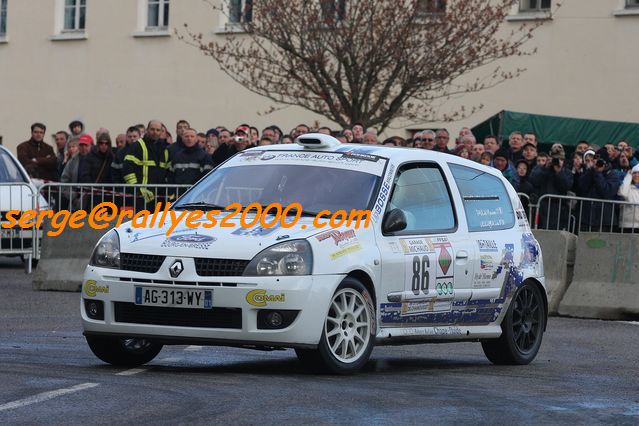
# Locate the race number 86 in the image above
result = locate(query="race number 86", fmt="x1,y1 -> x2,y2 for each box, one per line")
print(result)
411,255 -> 430,295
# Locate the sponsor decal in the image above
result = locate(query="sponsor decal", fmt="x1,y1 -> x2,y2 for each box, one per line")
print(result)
388,242 -> 400,254
372,163 -> 395,222
340,152 -> 380,162
329,243 -> 362,260
435,281 -> 454,296
161,233 -> 216,250
473,271 -> 494,289
315,229 -> 357,246
432,237 -> 453,278
477,239 -> 498,252
400,300 -> 452,316
260,153 -> 277,161
434,326 -> 463,336
520,233 -> 540,267
480,255 -> 494,270
83,280 -> 109,297
245,289 -> 285,307
238,151 -> 264,161
399,238 -> 435,255
231,224 -> 280,237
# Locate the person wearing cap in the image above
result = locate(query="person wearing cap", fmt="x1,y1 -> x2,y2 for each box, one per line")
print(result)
491,148 -> 520,190
122,120 -> 171,204
61,134 -> 93,184
17,122 -> 58,181
228,125 -> 251,155
169,128 -> 213,185
578,147 -> 622,232
529,145 -> 573,230
618,164 -> 639,232
85,132 -> 114,184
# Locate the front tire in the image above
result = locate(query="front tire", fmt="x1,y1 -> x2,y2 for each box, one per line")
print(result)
296,278 -> 375,374
86,335 -> 163,367
482,281 -> 546,365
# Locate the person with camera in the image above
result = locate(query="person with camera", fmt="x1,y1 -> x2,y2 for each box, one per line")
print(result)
529,147 -> 573,230
578,148 -> 622,233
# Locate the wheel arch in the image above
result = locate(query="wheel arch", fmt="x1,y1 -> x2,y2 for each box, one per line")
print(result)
523,277 -> 548,331
346,269 -> 377,307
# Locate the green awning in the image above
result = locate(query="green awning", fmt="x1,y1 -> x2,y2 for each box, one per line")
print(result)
471,110 -> 639,148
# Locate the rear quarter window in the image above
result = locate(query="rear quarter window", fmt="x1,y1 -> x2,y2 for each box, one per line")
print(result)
449,163 -> 515,232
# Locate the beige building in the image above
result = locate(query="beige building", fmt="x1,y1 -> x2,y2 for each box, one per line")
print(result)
0,0 -> 638,153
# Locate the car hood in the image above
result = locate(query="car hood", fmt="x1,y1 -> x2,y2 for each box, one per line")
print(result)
116,215 -> 324,259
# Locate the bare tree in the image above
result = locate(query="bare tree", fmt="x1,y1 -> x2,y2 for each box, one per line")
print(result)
182,0 -> 552,132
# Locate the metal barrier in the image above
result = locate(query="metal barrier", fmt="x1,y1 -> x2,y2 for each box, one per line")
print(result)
533,194 -> 639,234
516,192 -> 535,227
0,182 -> 38,273
39,183 -> 192,213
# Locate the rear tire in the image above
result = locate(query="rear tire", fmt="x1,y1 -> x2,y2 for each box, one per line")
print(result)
86,335 -> 163,367
482,281 -> 546,365
296,277 -> 375,374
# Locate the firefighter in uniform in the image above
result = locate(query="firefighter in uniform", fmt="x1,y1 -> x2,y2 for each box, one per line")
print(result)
122,120 -> 170,205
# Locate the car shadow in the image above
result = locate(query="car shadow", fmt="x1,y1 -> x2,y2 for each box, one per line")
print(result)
94,354 -> 494,376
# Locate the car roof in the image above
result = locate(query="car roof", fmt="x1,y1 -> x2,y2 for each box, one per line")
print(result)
247,142 -> 504,180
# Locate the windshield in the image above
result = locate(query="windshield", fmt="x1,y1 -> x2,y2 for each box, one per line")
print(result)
0,150 -> 28,183
176,151 -> 385,213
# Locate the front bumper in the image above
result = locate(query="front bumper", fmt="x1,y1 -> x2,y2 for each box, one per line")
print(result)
81,262 -> 345,347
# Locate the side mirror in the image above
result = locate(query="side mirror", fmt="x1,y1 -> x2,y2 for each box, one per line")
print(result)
382,208 -> 407,234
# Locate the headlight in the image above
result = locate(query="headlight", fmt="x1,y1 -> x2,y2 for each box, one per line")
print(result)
89,229 -> 120,269
243,240 -> 312,276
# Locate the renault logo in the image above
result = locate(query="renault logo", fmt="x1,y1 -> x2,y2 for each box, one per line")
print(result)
169,260 -> 184,278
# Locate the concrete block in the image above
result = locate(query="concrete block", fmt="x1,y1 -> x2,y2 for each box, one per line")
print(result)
558,232 -> 639,320
32,220 -> 112,292
532,229 -> 577,315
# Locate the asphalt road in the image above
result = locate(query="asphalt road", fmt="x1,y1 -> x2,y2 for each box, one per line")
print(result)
1,256 -> 638,425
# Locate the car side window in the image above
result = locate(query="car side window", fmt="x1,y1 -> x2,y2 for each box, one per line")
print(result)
449,163 -> 515,232
388,163 -> 456,234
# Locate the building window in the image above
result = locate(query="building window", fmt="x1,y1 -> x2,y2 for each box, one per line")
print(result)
627,0 -> 639,8
519,0 -> 551,12
229,0 -> 252,24
320,0 -> 346,22
0,0 -> 7,36
416,0 -> 447,16
63,0 -> 85,32
147,0 -> 169,29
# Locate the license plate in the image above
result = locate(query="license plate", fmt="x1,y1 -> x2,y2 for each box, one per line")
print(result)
135,287 -> 213,309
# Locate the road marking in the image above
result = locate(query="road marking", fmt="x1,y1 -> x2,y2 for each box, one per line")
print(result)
0,383 -> 98,412
185,345 -> 203,352
115,368 -> 147,376
620,321 -> 639,326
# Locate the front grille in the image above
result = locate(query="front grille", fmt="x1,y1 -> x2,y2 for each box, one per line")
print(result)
114,302 -> 242,329
120,253 -> 166,273
194,258 -> 249,276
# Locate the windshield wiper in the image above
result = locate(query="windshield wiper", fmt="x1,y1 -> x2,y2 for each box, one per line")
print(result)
174,202 -> 226,211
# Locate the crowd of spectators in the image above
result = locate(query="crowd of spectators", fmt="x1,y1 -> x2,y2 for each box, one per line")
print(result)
13,119 -> 639,232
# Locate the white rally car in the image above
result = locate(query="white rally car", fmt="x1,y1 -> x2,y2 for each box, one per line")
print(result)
82,134 -> 546,374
